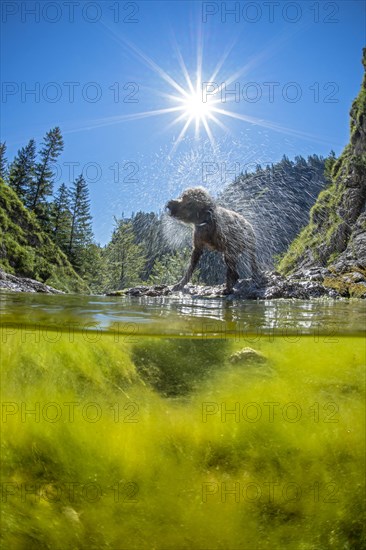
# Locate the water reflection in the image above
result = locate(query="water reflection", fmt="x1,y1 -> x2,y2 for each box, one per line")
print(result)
0,290 -> 364,336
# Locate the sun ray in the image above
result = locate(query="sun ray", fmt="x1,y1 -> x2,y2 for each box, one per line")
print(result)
196,26 -> 204,94
99,20 -> 190,100
208,31 -> 303,99
63,107 -> 186,134
172,38 -> 196,96
195,115 -> 200,140
163,111 -> 191,133
170,117 -> 193,155
210,107 -> 324,142
208,38 -> 238,82
201,116 -> 216,149
207,113 -> 231,134
122,38 -> 190,99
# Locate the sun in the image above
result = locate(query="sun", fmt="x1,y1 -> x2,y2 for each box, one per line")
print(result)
182,90 -> 212,121
170,81 -> 220,144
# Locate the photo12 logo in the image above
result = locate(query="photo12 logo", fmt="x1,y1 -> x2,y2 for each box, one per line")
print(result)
0,321 -> 139,343
201,401 -> 340,423
1,401 -> 140,424
49,160 -> 140,186
1,81 -> 139,104
1,2 -> 140,24
201,480 -> 339,503
201,2 -> 340,24
1,481 -> 139,503
200,81 -> 339,104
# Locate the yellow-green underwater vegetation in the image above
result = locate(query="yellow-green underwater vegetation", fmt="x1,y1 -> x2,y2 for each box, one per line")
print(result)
1,299 -> 365,550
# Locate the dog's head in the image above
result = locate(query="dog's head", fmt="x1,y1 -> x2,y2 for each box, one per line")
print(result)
166,187 -> 215,225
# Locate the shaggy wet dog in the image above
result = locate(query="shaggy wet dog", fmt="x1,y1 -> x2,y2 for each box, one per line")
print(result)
166,187 -> 261,293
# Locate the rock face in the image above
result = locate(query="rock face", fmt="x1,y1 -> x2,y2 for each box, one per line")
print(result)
332,211 -> 366,271
278,49 -> 366,275
0,269 -> 63,294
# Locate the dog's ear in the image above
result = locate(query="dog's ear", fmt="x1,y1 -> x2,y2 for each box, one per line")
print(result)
197,206 -> 214,224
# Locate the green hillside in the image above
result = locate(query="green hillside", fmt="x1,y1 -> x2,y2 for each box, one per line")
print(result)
0,179 -> 88,293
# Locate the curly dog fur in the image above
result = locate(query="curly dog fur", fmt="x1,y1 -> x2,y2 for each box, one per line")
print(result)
166,187 -> 260,293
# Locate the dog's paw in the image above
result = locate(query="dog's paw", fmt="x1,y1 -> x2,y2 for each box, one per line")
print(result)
171,283 -> 185,292
253,272 -> 267,285
222,287 -> 234,295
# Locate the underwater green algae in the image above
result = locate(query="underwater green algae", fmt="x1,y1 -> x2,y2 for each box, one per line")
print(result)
1,326 -> 365,549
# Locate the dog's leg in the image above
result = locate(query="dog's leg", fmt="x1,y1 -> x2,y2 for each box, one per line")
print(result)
248,245 -> 260,281
247,243 -> 264,284
172,247 -> 203,291
224,255 -> 239,294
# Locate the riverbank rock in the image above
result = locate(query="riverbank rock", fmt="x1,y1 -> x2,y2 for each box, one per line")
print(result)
111,266 -> 366,299
0,269 -> 63,294
107,283 -> 226,298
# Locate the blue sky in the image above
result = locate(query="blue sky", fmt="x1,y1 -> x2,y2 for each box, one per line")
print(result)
1,0 -> 365,244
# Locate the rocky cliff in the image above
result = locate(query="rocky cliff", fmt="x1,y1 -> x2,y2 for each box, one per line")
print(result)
279,49 -> 366,275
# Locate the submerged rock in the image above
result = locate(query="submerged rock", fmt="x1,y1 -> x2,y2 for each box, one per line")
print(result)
229,347 -> 273,378
62,506 -> 82,524
229,347 -> 268,365
0,269 -> 63,294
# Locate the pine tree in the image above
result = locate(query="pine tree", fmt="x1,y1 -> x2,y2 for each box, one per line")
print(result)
8,139 -> 36,203
294,155 -> 307,167
131,211 -> 170,278
0,142 -> 7,181
104,220 -> 146,290
80,243 -> 107,293
324,150 -> 337,182
148,248 -> 200,285
68,174 -> 94,270
29,127 -> 64,215
51,183 -> 72,253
